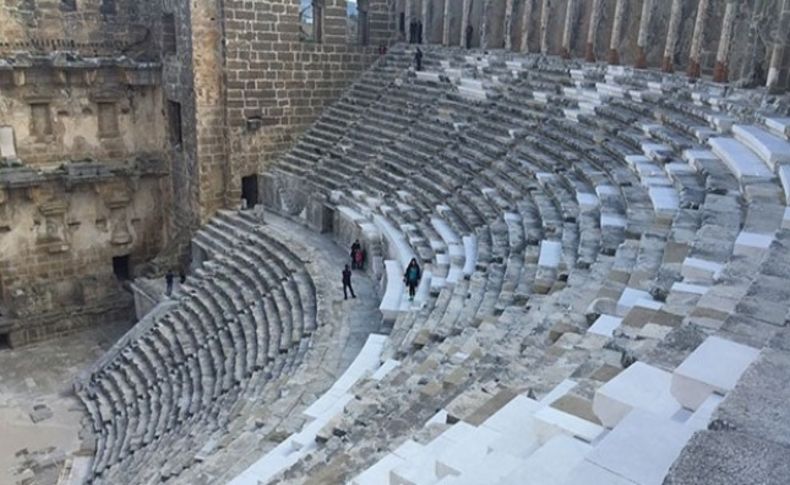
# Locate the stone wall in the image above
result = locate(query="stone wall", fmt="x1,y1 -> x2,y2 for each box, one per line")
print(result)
0,62 -> 165,166
0,162 -> 170,346
0,0 -> 160,58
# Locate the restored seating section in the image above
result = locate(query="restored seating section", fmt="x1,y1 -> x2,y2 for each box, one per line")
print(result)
259,45 -> 790,485
73,210 -> 322,483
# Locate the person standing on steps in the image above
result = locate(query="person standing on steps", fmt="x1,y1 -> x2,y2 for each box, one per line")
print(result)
415,47 -> 423,72
165,270 -> 174,297
403,258 -> 421,301
351,239 -> 362,269
342,264 -> 356,300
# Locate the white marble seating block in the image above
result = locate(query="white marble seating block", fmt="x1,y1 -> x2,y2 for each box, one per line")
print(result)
379,260 -> 406,321
765,117 -> 790,139
671,336 -> 760,410
732,124 -> 790,170
538,240 -> 562,269
733,231 -> 774,258
709,137 -> 773,182
778,165 -> 790,205
583,409 -> 697,485
593,362 -> 681,428
681,257 -> 724,282
495,435 -> 593,485
588,314 -> 623,337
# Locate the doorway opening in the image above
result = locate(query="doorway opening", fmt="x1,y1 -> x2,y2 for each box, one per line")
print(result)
241,174 -> 259,209
113,255 -> 131,281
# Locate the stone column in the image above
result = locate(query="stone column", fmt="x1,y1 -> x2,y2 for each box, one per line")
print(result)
421,0 -> 429,44
481,0 -> 491,49
460,0 -> 471,47
540,0 -> 551,55
688,0 -> 710,78
442,0 -> 452,46
586,0 -> 603,61
662,0 -> 684,72
521,0 -> 534,52
561,0 -> 577,59
635,0 -> 654,68
405,0 -> 413,42
766,0 -> 790,92
504,0 -> 515,50
713,0 -> 737,82
608,0 -> 626,64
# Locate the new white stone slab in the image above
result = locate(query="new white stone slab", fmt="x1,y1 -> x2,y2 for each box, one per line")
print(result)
495,435 -> 593,485
373,214 -> 417,269
588,314 -> 623,337
681,257 -> 724,282
380,260 -> 405,320
641,142 -> 672,161
595,184 -> 619,198
533,406 -> 605,443
435,424 -> 502,479
586,409 -> 695,485
616,288 -> 654,314
709,137 -> 773,181
431,217 -> 461,244
576,192 -> 599,210
416,71 -> 442,83
601,213 -> 627,228
0,126 -> 15,158
391,424 -> 471,485
648,186 -> 680,215
783,207 -> 790,230
670,282 -> 708,296
733,231 -> 774,258
624,154 -> 651,167
462,236 -> 477,276
538,240 -> 562,268
671,336 -> 759,410
540,379 -> 578,406
765,117 -> 790,138
481,395 -> 542,434
371,359 -> 401,381
437,452 -> 523,485
351,441 -> 422,485
779,165 -> 790,205
732,124 -> 790,170
593,362 -> 680,428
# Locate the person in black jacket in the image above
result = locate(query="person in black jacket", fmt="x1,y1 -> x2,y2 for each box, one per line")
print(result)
415,47 -> 423,72
342,264 -> 356,300
403,258 -> 421,301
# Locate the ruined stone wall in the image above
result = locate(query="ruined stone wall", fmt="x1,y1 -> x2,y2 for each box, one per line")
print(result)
0,65 -> 165,166
0,164 -> 169,346
0,0 -> 160,58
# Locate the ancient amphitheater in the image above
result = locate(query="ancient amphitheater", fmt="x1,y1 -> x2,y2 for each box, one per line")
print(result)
1,1 -> 790,484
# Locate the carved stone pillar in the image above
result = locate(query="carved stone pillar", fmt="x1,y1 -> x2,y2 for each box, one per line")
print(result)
688,0 -> 710,78
586,0 -> 603,61
460,0 -> 471,47
713,0 -> 738,82
521,0 -> 534,53
608,0 -> 626,64
504,0 -> 515,50
635,0 -> 654,68
421,0 -> 429,44
561,0 -> 577,59
480,0 -> 491,49
540,0 -> 551,55
663,0 -> 684,72
405,0 -> 413,42
442,0 -> 452,45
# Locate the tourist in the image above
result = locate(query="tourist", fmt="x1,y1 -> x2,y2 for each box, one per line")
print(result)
342,264 -> 356,300
415,47 -> 423,72
465,25 -> 474,49
179,270 -> 186,284
403,258 -> 421,301
354,246 -> 365,270
165,271 -> 174,296
351,239 -> 362,269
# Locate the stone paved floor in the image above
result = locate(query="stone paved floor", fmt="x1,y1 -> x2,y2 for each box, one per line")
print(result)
264,211 -> 384,375
0,321 -> 130,485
